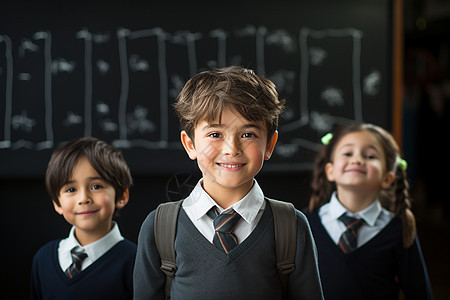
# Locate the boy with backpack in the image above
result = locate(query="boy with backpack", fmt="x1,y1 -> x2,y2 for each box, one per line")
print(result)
133,66 -> 323,299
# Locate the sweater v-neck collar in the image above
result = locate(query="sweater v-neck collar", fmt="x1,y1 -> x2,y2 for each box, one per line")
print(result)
179,200 -> 273,262
52,239 -> 124,285
312,210 -> 399,257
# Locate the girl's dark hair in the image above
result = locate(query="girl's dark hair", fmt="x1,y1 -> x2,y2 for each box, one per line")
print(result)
46,137 -> 133,213
309,123 -> 416,248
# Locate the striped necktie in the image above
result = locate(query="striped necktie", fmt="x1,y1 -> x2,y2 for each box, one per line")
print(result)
65,246 -> 88,279
338,215 -> 365,253
207,207 -> 242,254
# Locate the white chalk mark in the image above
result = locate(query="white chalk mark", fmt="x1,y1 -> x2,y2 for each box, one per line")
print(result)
281,27 -> 363,132
76,29 -> 93,137
34,30 -> 53,149
117,27 -> 130,141
209,29 -> 228,68
363,70 -> 381,96
0,35 -> 13,149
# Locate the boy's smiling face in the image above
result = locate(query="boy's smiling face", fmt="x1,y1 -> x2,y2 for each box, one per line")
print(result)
181,107 -> 277,206
53,156 -> 128,245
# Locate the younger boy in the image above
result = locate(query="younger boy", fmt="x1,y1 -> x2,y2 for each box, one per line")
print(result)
133,66 -> 323,299
31,137 -> 136,299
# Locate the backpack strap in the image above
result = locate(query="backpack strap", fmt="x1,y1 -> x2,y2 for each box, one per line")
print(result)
154,200 -> 183,300
267,198 -> 297,299
154,198 -> 297,300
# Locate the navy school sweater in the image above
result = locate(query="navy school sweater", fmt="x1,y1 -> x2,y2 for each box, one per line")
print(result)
31,239 -> 136,300
133,201 -> 324,300
305,209 -> 433,300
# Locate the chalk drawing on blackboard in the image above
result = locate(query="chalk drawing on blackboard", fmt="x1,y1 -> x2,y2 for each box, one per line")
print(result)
12,110 -> 36,132
363,70 -> 381,96
309,47 -> 327,66
113,27 -> 170,149
2,32 -> 53,150
280,28 -> 363,134
172,31 -> 202,77
0,35 -> 12,149
96,59 -> 110,75
129,54 -> 149,72
266,29 -> 296,53
235,25 -> 267,75
19,38 -> 39,58
1,25 -> 376,157
17,73 -> 31,81
33,31 -> 54,151
52,58 -> 76,74
321,86 -> 344,106
209,29 -> 228,68
127,105 -> 155,135
62,111 -> 83,127
76,29 -> 93,138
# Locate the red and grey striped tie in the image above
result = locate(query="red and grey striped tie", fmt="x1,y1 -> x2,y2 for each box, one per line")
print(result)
65,246 -> 88,279
338,215 -> 365,254
207,207 -> 242,254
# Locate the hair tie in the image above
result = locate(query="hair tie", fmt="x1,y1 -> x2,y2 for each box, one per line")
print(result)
321,133 -> 333,145
396,156 -> 408,171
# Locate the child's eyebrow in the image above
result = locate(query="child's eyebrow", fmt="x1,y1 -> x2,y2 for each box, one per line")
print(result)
62,177 -> 104,185
201,123 -> 263,131
339,143 -> 381,153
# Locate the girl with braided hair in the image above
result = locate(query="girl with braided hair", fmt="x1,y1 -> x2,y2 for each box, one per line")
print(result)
305,123 -> 433,300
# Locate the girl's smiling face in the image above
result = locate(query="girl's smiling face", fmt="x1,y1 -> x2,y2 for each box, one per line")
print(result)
181,107 -> 277,204
325,130 -> 394,194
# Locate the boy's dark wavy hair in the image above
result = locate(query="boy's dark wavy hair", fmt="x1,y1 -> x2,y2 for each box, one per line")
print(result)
46,137 -> 133,216
309,123 -> 415,248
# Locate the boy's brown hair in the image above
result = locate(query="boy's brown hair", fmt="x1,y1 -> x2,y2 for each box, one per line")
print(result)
173,66 -> 285,141
46,137 -> 133,209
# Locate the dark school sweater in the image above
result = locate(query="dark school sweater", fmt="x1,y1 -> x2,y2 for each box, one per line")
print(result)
133,201 -> 324,300
305,209 -> 433,300
31,239 -> 136,300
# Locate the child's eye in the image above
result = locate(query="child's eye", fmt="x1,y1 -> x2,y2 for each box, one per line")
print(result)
65,187 -> 76,193
91,184 -> 103,191
208,132 -> 222,138
242,132 -> 257,138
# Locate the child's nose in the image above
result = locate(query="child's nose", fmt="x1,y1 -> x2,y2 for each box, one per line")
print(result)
351,153 -> 364,164
78,189 -> 93,204
224,136 -> 241,156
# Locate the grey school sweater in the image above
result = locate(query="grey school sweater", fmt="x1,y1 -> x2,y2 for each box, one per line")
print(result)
133,201 -> 323,300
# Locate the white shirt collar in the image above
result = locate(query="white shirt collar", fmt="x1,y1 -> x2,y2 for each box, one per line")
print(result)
60,222 -> 124,262
183,179 -> 265,225
327,192 -> 382,227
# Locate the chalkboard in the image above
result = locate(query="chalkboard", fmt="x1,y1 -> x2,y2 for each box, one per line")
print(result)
0,0 -> 397,177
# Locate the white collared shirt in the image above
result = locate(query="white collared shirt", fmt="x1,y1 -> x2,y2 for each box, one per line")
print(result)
57,222 -> 124,271
319,192 -> 394,248
182,179 -> 266,244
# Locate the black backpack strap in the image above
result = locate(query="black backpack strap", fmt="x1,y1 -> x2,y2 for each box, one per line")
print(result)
154,200 -> 183,300
267,198 -> 297,299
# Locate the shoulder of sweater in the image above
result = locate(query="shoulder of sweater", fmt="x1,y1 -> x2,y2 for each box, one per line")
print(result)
115,239 -> 137,251
33,239 -> 61,257
137,209 -> 157,239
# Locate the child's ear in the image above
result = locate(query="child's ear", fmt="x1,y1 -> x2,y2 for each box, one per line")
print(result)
53,200 -> 64,215
264,131 -> 278,160
381,171 -> 395,189
115,188 -> 129,210
180,130 -> 197,160
325,162 -> 336,182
